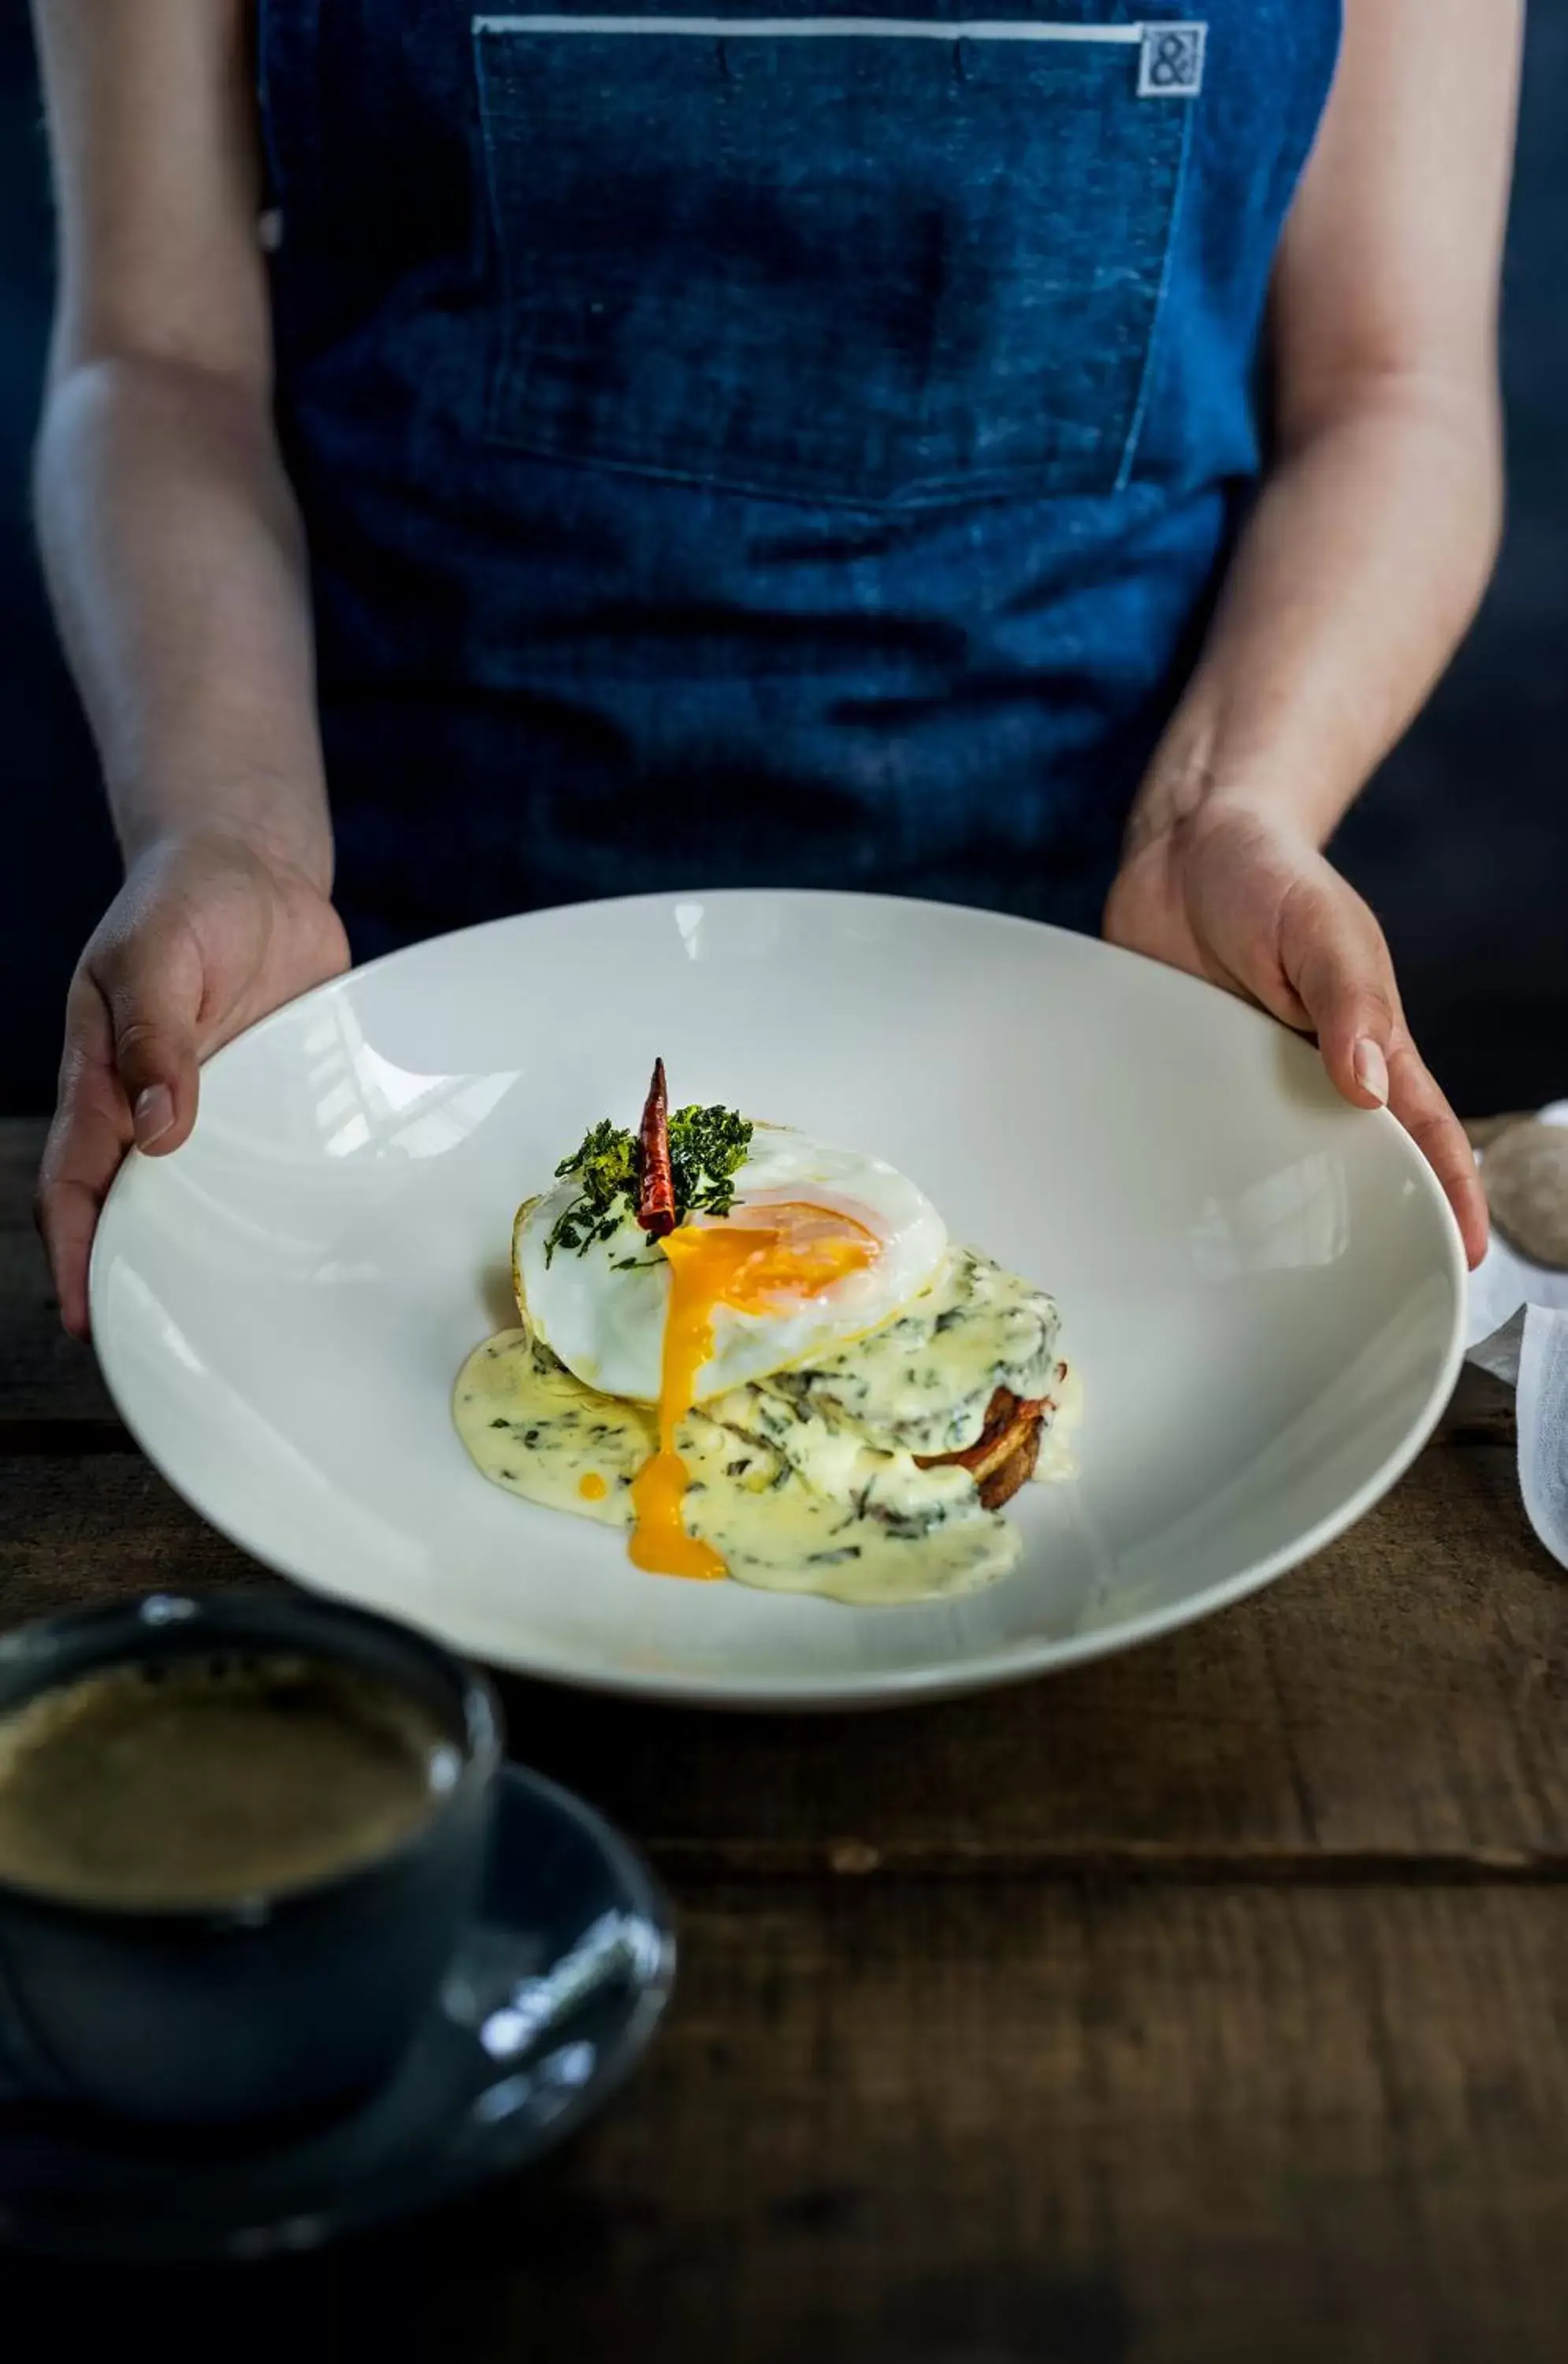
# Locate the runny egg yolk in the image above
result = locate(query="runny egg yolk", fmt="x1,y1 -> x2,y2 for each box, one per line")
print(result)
628,1202 -> 879,1580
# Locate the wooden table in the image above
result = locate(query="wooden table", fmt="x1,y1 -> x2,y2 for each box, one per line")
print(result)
3,1113 -> 1566,2362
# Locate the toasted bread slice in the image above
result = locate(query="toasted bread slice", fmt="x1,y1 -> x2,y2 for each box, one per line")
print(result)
914,1386 -> 1046,1511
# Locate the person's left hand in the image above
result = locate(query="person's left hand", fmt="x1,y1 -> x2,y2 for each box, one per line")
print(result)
1104,797 -> 1488,1266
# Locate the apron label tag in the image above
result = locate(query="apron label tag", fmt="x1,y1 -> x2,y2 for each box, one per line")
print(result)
1139,22 -> 1206,98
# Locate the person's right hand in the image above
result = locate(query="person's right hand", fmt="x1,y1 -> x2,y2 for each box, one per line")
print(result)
37,828 -> 350,1340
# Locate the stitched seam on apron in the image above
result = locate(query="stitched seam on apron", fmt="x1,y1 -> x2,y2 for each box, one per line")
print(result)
474,17 -> 1150,40
1115,82 -> 1198,490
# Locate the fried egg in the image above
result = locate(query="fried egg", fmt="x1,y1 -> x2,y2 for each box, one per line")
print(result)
517,1123 -> 950,1582
517,1127 -> 947,1407
456,1092 -> 1080,1601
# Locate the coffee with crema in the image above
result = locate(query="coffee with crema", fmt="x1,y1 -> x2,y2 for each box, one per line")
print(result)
0,1653 -> 451,1909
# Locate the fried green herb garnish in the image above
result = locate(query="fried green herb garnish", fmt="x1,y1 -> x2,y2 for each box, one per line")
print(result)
667,1104 -> 752,1224
542,1119 -> 637,1263
544,1104 -> 753,1264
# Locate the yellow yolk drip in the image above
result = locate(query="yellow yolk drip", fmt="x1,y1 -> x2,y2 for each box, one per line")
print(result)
628,1203 -> 879,1580
578,1472 -> 608,1503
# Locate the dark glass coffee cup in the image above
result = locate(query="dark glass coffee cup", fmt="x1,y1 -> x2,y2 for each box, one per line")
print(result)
0,1589 -> 500,2130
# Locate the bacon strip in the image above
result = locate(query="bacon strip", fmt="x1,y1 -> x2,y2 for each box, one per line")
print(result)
636,1057 -> 677,1238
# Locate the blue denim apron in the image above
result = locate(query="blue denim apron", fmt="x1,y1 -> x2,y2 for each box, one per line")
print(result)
256,4 -> 1340,953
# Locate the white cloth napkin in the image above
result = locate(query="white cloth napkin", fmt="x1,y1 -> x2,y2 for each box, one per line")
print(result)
1465,1099 -> 1568,1567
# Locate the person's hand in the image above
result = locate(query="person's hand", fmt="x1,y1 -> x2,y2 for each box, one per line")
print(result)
1104,797 -> 1488,1266
37,828 -> 350,1338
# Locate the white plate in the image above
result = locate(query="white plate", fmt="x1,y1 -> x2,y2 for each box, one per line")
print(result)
91,891 -> 1465,1709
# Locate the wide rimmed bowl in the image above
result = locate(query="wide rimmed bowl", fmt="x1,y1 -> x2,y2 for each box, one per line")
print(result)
91,890 -> 1466,1709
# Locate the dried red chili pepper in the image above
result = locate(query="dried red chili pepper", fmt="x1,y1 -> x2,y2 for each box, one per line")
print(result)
636,1057 -> 677,1238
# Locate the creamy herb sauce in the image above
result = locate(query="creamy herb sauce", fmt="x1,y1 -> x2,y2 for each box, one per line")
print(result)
455,1329 -> 651,1526
764,1246 -> 1063,1455
454,1247 -> 1077,1608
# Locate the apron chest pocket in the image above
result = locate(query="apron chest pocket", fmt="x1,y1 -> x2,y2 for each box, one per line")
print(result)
474,17 -> 1202,507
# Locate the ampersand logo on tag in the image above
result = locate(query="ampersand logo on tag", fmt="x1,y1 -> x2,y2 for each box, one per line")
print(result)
1139,22 -> 1207,98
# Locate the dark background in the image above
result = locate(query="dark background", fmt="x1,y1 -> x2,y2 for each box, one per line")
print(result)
1,6 -> 1562,1121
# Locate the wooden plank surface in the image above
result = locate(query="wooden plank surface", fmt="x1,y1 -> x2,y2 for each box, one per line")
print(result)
6,1113 -> 1568,2358
496,1879 -> 1568,2364
0,1121 -> 120,1431
1,1108 -> 1550,1884
5,1440 -> 1564,1871
9,1882 -> 1568,2364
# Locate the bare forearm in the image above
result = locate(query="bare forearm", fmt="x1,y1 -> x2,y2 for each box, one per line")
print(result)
35,354 -> 332,886
1130,383 -> 1503,851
